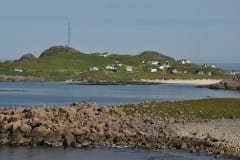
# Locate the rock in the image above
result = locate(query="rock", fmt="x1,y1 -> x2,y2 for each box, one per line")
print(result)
207,76 -> 240,90
63,132 -> 75,146
181,142 -> 188,149
31,126 -> 51,137
0,104 -> 239,158
43,132 -> 63,147
31,118 -> 43,128
20,124 -> 32,136
0,133 -> 9,144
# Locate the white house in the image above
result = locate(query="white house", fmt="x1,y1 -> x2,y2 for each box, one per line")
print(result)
203,64 -> 208,68
149,68 -> 157,73
116,63 -> 123,67
89,67 -> 99,71
210,65 -> 217,68
163,61 -> 170,68
158,65 -> 165,70
14,67 -> 23,73
198,71 -> 204,75
106,65 -> 116,70
185,60 -> 191,64
208,72 -> 212,76
125,66 -> 133,72
180,59 -> 191,64
151,61 -> 159,65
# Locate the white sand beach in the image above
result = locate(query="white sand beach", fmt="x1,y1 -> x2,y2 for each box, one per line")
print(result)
140,79 -> 222,85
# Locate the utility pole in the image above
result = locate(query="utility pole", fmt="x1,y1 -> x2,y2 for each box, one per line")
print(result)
68,22 -> 71,47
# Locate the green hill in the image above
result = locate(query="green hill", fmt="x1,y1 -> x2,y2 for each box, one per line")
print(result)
39,46 -> 82,58
18,53 -> 36,62
136,51 -> 175,61
0,46 -> 229,81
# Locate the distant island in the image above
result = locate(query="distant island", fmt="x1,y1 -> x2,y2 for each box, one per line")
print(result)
0,46 -> 230,82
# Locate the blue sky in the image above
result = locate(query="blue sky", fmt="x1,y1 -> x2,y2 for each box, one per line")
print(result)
0,0 -> 240,63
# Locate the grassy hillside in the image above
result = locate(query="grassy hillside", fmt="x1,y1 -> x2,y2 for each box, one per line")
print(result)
0,46 -> 230,81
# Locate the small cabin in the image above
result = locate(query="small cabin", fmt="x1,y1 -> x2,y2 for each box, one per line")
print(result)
14,67 -> 23,73
158,65 -> 165,70
89,67 -> 99,71
203,64 -> 208,68
163,61 -> 170,68
149,68 -> 157,73
105,65 -> 117,72
147,61 -> 159,65
180,59 -> 191,64
210,65 -> 217,68
116,63 -> 123,67
198,71 -> 204,75
171,68 -> 181,74
125,66 -> 133,72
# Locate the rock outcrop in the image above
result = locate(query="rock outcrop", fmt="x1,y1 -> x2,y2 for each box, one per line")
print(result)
0,103 -> 239,158
207,76 -> 240,90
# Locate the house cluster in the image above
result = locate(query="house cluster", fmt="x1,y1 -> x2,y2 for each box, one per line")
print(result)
147,61 -> 170,73
197,71 -> 212,76
89,62 -> 133,73
105,64 -> 133,72
202,64 -> 217,68
94,52 -> 111,57
179,59 -> 191,64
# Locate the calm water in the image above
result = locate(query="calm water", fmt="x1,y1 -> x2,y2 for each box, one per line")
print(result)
0,63 -> 239,160
0,82 -> 240,107
0,147 -> 236,160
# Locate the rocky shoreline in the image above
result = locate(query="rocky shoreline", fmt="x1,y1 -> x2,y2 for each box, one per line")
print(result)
0,103 -> 239,158
0,75 -> 45,82
65,79 -> 162,85
206,76 -> 240,90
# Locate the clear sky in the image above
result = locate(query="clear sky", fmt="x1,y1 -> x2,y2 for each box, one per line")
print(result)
0,0 -> 240,63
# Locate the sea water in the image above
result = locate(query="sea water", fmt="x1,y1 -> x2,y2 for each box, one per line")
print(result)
0,147 -> 236,160
0,82 -> 240,107
0,63 -> 239,160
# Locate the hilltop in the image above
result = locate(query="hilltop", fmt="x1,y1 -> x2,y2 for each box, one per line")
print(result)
0,46 -> 229,81
39,46 -> 82,58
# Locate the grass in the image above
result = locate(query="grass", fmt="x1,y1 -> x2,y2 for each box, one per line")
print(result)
0,46 -> 230,81
121,98 -> 240,120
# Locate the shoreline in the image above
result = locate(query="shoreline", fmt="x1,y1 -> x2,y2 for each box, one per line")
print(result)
0,101 -> 239,158
0,75 -> 222,85
65,79 -> 222,85
140,79 -> 222,85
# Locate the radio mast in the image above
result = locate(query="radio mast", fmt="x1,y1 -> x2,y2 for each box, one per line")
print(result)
68,22 -> 71,47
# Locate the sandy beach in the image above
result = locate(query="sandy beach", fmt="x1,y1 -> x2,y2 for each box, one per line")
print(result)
141,79 -> 222,85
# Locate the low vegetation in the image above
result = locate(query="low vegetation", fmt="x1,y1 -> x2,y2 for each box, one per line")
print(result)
122,98 -> 240,120
0,46 -> 230,81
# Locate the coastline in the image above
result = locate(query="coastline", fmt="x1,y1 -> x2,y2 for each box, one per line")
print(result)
0,101 -> 239,158
140,79 -> 222,85
0,75 -> 222,85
